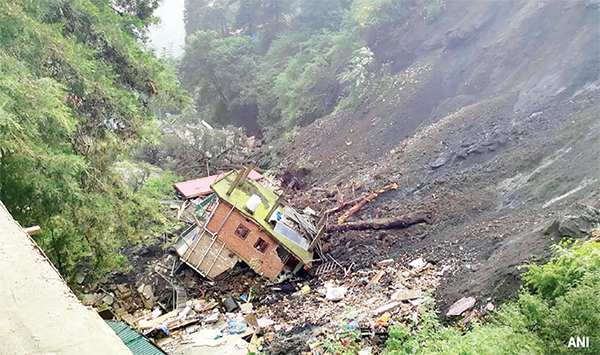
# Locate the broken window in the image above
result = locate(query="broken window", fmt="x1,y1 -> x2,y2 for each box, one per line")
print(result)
235,224 -> 250,239
254,238 -> 269,253
276,245 -> 290,261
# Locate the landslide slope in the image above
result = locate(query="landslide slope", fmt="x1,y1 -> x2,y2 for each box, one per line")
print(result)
283,0 -> 600,310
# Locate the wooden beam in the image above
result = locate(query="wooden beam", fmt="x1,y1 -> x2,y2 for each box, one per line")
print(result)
264,178 -> 296,223
226,168 -> 247,196
327,214 -> 427,232
309,225 -> 325,251
264,194 -> 285,224
24,226 -> 41,236
241,165 -> 252,181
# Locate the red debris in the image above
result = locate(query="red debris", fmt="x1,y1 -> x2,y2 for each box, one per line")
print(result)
174,169 -> 263,199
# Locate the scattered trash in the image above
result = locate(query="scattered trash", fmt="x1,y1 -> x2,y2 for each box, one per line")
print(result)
408,297 -> 428,306
374,302 -> 401,315
409,258 -> 427,270
224,315 -> 247,334
100,252 -> 441,354
485,302 -> 495,312
151,308 -> 162,319
240,302 -> 253,314
347,319 -> 359,329
365,270 -> 386,289
391,289 -> 422,301
447,296 -> 476,316
257,317 -> 275,328
205,312 -> 220,324
223,295 -> 239,313
309,341 -> 324,350
376,312 -> 390,325
325,285 -> 347,301
235,338 -> 249,349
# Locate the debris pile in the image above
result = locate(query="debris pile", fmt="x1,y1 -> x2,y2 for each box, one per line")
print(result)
251,258 -> 441,353
119,296 -> 259,354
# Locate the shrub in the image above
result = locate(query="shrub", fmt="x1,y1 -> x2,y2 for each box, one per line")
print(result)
385,240 -> 600,355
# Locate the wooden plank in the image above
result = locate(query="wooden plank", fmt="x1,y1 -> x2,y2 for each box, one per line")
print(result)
308,225 -> 325,251
24,226 -> 41,236
365,270 -> 386,289
226,169 -> 245,196
205,243 -> 226,276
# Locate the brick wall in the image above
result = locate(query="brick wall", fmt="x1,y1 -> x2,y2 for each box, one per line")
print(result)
206,201 -> 284,279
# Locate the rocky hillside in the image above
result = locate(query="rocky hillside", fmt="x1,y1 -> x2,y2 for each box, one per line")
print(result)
283,0 -> 600,311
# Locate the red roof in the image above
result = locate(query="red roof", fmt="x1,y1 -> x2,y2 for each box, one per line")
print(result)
173,169 -> 264,199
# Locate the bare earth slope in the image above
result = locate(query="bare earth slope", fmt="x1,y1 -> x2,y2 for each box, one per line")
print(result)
283,0 -> 600,311
0,202 -> 131,355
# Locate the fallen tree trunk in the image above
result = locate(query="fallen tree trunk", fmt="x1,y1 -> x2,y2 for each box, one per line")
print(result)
336,183 -> 399,223
327,215 -> 427,232
326,182 -> 399,216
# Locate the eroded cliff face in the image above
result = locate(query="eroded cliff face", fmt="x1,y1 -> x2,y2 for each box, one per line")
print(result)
283,0 -> 600,309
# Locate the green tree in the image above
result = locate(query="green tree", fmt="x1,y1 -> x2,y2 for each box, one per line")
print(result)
184,0 -> 230,38
179,31 -> 260,134
0,0 -> 187,285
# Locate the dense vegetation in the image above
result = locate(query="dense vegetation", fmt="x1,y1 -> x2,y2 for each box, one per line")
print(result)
385,239 -> 600,355
181,0 -> 446,166
0,0 -> 187,286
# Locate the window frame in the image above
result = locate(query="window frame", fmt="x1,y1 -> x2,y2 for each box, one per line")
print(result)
254,238 -> 269,253
235,224 -> 250,239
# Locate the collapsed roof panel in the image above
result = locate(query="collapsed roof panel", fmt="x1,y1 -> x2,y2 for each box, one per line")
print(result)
174,169 -> 263,199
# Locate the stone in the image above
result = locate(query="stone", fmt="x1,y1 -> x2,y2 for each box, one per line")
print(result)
409,258 -> 427,270
75,274 -> 85,285
137,284 -> 155,309
447,297 -> 476,316
431,155 -> 449,168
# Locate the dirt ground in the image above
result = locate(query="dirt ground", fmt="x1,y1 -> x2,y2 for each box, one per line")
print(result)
281,0 -> 600,313
0,202 -> 131,355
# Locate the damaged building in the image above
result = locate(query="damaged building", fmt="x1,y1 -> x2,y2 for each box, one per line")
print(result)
174,167 -> 324,280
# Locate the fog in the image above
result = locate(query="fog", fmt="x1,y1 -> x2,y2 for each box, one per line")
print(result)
148,0 -> 185,57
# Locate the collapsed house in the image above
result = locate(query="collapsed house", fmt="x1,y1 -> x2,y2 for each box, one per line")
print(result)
174,167 -> 324,280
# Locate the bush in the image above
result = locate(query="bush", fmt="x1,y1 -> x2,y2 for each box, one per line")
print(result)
385,240 -> 600,355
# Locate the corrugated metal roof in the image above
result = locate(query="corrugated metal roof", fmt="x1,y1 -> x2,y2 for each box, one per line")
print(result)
106,321 -> 166,355
173,169 -> 263,199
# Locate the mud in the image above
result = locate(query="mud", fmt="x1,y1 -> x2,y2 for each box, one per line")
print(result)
281,0 -> 600,313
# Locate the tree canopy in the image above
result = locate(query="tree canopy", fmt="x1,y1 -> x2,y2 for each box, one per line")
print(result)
180,0 -> 446,164
0,0 -> 188,285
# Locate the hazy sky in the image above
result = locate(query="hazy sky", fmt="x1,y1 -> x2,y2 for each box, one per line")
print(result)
148,0 -> 186,57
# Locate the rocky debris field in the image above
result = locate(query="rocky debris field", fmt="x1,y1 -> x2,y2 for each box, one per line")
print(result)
281,0 -> 600,315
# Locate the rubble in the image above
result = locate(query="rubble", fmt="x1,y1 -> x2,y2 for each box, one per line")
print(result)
254,259 -> 440,353
91,251 -> 441,354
